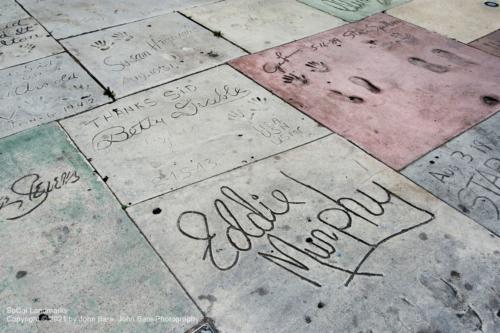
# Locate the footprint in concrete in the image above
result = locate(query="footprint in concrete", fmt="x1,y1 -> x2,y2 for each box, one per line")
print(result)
419,273 -> 483,331
419,273 -> 465,310
198,294 -> 217,314
42,225 -> 70,254
348,76 -> 381,94
408,57 -> 449,73
328,89 -> 364,104
431,49 -> 477,66
482,95 -> 499,107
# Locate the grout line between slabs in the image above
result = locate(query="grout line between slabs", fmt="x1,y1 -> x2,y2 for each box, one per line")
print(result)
4,4 -> 499,320
13,0 -> 112,98
177,10 -> 252,55
126,132 -> 335,208
14,0 -> 226,41
56,121 -> 208,318
227,66 -> 500,238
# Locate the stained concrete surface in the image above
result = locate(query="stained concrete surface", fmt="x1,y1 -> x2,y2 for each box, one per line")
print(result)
0,124 -> 201,333
230,13 -> 500,170
1,1 -> 499,333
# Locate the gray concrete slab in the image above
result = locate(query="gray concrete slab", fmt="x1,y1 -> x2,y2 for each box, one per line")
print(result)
61,65 -> 330,205
0,17 -> 63,70
182,0 -> 346,53
61,13 -> 246,98
128,134 -> 500,333
0,53 -> 111,139
388,0 -> 500,43
0,124 -> 202,333
403,112 -> 500,236
0,1 -> 29,23
18,0 -> 220,39
299,0 -> 411,22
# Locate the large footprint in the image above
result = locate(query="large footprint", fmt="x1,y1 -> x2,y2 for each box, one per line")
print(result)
348,76 -> 382,94
431,49 -> 477,66
408,57 -> 449,73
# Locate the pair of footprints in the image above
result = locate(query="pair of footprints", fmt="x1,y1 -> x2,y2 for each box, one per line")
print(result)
283,61 -> 381,104
329,76 -> 381,104
408,48 -> 477,74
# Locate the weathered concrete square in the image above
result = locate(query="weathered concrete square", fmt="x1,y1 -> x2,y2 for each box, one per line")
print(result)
18,0 -> 219,39
403,113 -> 500,236
0,124 -> 201,332
0,53 -> 110,139
0,1 -> 29,24
128,134 -> 500,333
61,65 -> 330,204
182,0 -> 346,53
62,13 -> 246,98
299,0 -> 410,22
230,14 -> 500,169
0,17 -> 63,70
388,0 -> 500,43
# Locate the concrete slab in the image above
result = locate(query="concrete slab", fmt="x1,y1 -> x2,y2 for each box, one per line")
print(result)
470,29 -> 500,58
298,0 -> 410,22
18,0 -> 219,39
60,65 -> 330,205
0,17 -> 63,70
387,0 -> 500,43
182,0 -> 346,53
0,53 -> 111,139
0,1 -> 29,23
61,13 -> 246,98
230,13 -> 500,170
0,124 -> 201,332
402,113 -> 500,236
128,134 -> 500,333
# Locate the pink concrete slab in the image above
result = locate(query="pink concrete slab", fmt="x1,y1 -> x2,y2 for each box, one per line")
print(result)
470,29 -> 500,58
230,14 -> 500,170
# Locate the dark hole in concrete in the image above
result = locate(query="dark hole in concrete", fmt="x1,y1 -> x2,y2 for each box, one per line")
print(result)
16,271 -> 27,279
349,96 -> 364,103
38,313 -> 50,321
482,95 -> 499,106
